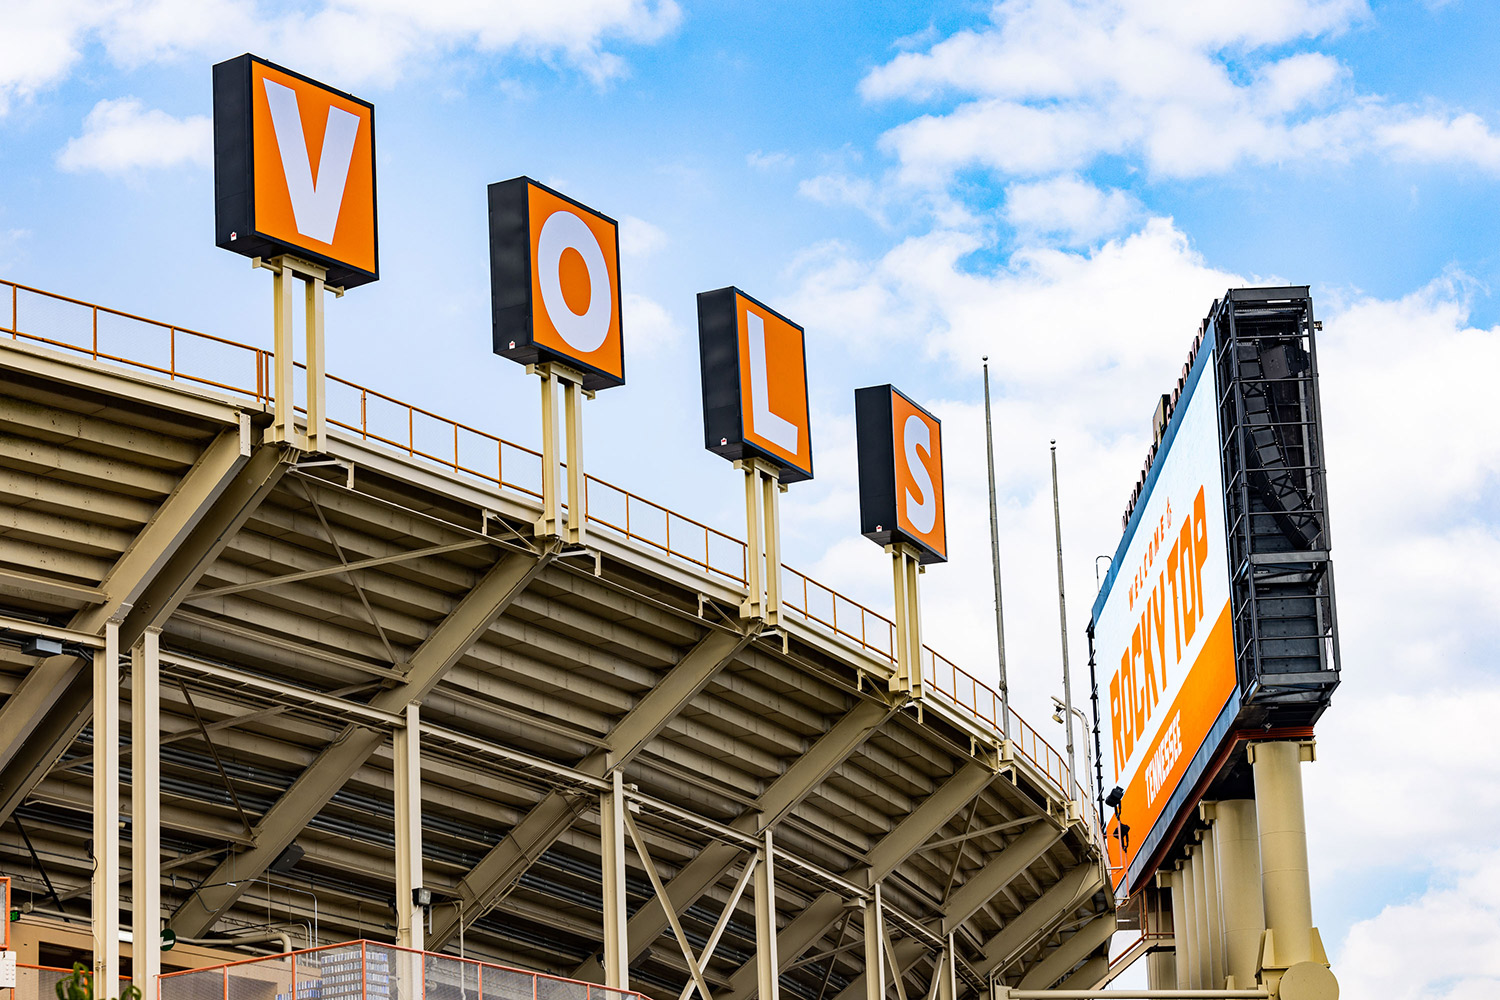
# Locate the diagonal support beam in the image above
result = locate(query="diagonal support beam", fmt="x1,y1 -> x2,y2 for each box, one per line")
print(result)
833,937 -> 924,1000
976,862 -> 1106,978
939,820 -> 1064,936
427,625 -> 761,949
722,760 -> 997,1000
627,809 -> 719,1000
573,697 -> 895,982
172,544 -> 558,937
1016,912 -> 1117,990
0,428 -> 279,825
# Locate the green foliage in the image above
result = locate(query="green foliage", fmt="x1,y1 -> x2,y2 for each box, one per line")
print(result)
54,962 -> 144,1000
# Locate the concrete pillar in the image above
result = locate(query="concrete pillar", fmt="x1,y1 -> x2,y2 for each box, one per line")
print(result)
1215,799 -> 1265,988
395,703 -> 425,951
1146,881 -> 1176,990
130,630 -> 162,994
94,620 -> 121,992
1200,819 -> 1225,987
600,770 -> 628,989
1168,867 -> 1191,990
755,828 -> 780,1000
864,886 -> 886,1000
1179,858 -> 1200,989
1249,740 -> 1331,995
1191,842 -> 1211,989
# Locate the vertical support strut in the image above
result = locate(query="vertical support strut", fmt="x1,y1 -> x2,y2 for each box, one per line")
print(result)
1199,809 -> 1225,988
1180,854 -> 1200,989
261,254 -> 335,452
1214,799 -> 1265,989
94,620 -> 121,989
131,629 -> 162,994
937,934 -> 956,1000
863,885 -> 886,1000
755,828 -> 780,1000
533,363 -> 591,543
1191,841 -> 1211,990
395,703 -> 425,951
601,770 -> 629,990
1249,741 -> 1331,995
1168,866 -> 1191,990
888,542 -> 923,697
738,459 -> 783,624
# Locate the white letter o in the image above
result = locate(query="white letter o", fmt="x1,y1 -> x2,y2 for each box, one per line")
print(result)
537,210 -> 612,354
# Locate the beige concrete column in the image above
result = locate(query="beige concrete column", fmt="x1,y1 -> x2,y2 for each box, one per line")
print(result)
130,630 -> 162,993
1249,740 -> 1331,996
600,770 -> 628,989
1169,865 -> 1192,989
1180,857 -> 1201,989
1199,817 -> 1225,987
1146,881 -> 1177,990
1191,842 -> 1212,989
1214,799 -> 1265,988
94,620 -> 121,991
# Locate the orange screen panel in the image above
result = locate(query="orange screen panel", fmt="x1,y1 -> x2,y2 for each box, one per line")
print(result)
734,292 -> 812,476
891,391 -> 946,560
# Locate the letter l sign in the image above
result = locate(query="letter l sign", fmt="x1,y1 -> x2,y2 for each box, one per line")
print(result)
746,311 -> 799,454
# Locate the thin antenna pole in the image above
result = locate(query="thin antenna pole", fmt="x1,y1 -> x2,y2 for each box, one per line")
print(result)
1050,440 -> 1077,798
983,358 -> 1010,738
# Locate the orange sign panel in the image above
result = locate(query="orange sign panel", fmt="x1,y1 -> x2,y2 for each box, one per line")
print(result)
698,288 -> 814,482
854,385 -> 947,564
213,54 -> 378,288
490,178 -> 625,391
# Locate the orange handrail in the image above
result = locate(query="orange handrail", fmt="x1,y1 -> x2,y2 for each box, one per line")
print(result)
0,277 -> 1097,827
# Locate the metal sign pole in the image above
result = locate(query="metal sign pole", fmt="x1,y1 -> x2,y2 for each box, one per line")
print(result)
1050,441 -> 1077,799
887,542 -> 923,698
531,362 -> 591,544
982,358 -> 1010,737
736,459 -> 783,624
257,254 -> 339,453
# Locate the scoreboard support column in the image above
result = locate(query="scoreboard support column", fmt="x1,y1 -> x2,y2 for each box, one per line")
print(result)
737,458 -> 785,625
257,254 -> 341,454
531,362 -> 592,545
886,542 -> 924,698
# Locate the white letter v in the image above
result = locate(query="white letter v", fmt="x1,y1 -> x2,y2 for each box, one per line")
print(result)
263,79 -> 360,245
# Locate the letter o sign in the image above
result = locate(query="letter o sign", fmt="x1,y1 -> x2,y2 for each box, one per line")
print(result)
488,177 -> 625,391
536,210 -> 612,354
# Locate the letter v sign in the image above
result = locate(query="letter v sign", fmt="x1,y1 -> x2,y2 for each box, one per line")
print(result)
262,79 -> 360,244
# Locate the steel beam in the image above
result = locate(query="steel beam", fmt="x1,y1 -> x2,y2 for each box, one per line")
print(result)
722,760 -> 995,1000
0,425 -> 259,823
130,628 -> 162,989
428,626 -> 758,949
573,698 -> 894,982
754,829 -> 780,1000
172,546 -> 555,937
864,887 -> 885,1000
93,620 -> 121,991
941,820 -> 1064,935
977,863 -> 1106,977
834,934 -> 921,1000
1017,913 -> 1117,990
395,703 -> 425,951
602,770 -> 629,990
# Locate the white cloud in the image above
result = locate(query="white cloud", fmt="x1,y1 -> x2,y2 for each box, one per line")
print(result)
619,214 -> 668,261
748,150 -> 796,171
857,0 -> 1500,181
0,0 -> 683,116
56,98 -> 210,174
56,98 -> 211,174
622,292 -> 681,356
1004,175 -> 1141,244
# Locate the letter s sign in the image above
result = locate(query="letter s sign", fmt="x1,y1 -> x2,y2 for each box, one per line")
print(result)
855,385 -> 947,564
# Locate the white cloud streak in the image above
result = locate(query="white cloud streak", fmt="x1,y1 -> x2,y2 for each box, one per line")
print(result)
0,0 -> 682,117
56,98 -> 210,173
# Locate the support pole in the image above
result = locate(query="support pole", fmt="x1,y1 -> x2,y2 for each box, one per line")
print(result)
937,934 -> 957,1000
1191,843 -> 1211,991
394,703 -> 425,951
601,770 -> 629,990
864,886 -> 886,1000
1169,867 -> 1191,991
1146,880 -> 1176,990
131,629 -> 161,994
981,358 -> 1009,737
755,828 -> 781,1000
1049,442 -> 1076,794
737,459 -> 783,624
94,620 -> 121,991
1213,801 -> 1264,989
1199,821 -> 1224,989
532,363 -> 592,543
1248,742 -> 1330,994
1180,856 -> 1200,989
888,542 -> 923,697
262,255 -> 333,452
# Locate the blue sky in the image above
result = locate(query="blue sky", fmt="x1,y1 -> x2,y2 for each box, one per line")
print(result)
4,1 -> 1500,995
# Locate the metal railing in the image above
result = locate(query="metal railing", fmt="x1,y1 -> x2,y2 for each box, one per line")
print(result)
157,941 -> 645,1000
0,277 -> 1097,828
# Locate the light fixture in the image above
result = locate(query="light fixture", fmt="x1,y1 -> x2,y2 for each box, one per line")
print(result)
412,887 -> 433,909
1105,786 -> 1124,809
